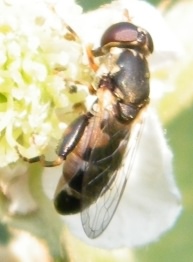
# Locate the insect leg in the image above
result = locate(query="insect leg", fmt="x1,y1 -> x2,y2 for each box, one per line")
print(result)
86,45 -> 99,72
15,147 -> 63,167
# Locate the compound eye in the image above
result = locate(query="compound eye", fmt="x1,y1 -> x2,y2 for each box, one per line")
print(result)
100,22 -> 138,47
137,30 -> 153,54
93,22 -> 153,57
145,31 -> 154,54
137,31 -> 146,45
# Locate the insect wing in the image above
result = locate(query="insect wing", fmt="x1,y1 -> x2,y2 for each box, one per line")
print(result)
80,113 -> 144,239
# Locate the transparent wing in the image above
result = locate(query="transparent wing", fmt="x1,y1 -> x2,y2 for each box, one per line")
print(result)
80,110 -> 145,239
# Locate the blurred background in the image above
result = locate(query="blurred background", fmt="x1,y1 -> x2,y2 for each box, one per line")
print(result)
76,0 -> 193,261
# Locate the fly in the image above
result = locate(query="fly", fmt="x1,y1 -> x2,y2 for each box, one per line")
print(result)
17,21 -> 154,239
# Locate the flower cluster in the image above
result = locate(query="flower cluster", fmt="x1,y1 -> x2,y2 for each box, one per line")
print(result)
0,0 -> 90,167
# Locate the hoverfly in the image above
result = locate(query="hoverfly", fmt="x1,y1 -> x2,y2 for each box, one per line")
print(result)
17,21 -> 153,239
